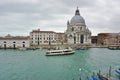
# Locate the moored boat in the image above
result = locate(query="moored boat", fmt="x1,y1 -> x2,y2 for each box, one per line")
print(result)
108,45 -> 120,50
97,73 -> 109,80
115,68 -> 120,75
86,76 -> 91,80
75,47 -> 89,50
97,67 -> 111,80
26,47 -> 37,50
18,47 -> 27,50
92,72 -> 99,80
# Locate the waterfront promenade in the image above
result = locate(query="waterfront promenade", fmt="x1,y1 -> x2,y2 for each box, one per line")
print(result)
29,44 -> 109,49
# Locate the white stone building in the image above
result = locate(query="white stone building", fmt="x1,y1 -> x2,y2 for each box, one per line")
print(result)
65,8 -> 91,45
0,36 -> 29,48
30,29 -> 64,46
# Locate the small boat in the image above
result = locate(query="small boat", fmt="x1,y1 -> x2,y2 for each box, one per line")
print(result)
86,76 -> 91,80
92,76 -> 98,80
97,73 -> 109,80
115,68 -> 120,75
26,48 -> 37,50
92,72 -> 98,80
115,68 -> 120,79
46,48 -> 75,56
108,45 -> 120,50
97,69 -> 110,80
75,47 -> 89,50
18,47 -> 27,50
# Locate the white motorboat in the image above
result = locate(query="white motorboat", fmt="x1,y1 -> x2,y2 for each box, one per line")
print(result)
46,48 -> 75,56
18,47 -> 27,50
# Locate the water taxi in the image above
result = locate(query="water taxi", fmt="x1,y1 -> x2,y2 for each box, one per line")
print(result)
46,48 -> 75,56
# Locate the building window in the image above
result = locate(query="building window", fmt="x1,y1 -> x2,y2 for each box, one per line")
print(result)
13,41 -> 16,43
23,44 -> 25,48
69,35 -> 72,38
71,27 -> 74,31
80,27 -> 82,30
23,41 -> 25,43
80,35 -> 84,44
4,41 -> 6,43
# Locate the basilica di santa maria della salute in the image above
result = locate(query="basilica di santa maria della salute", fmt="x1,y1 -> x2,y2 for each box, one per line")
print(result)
29,7 -> 92,47
65,8 -> 91,45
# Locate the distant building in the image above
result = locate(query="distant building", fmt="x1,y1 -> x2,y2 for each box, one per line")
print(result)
29,29 -> 65,46
97,33 -> 120,46
65,8 -> 91,45
91,36 -> 97,44
104,33 -> 120,45
0,36 -> 29,48
97,33 -> 109,45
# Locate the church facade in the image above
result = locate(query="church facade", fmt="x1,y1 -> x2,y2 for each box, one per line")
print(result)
65,8 -> 91,45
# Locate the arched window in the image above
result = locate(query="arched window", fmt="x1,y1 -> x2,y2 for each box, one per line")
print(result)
23,41 -> 25,43
13,41 -> 16,43
80,27 -> 82,30
80,35 -> 84,44
23,44 -> 25,48
69,35 -> 72,38
13,44 -> 16,49
71,27 -> 74,31
4,44 -> 6,49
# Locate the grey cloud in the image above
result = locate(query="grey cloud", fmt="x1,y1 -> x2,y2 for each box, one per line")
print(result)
0,0 -> 120,36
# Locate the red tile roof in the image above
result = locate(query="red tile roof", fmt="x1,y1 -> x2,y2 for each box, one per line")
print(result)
0,36 -> 29,40
31,30 -> 56,33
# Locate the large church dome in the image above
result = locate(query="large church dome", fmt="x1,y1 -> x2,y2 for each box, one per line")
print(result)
70,8 -> 85,25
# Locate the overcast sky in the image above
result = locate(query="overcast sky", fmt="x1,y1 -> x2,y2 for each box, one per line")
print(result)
0,0 -> 120,36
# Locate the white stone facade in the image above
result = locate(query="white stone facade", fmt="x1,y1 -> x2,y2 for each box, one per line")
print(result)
65,8 -> 91,45
0,37 -> 29,48
30,29 -> 64,46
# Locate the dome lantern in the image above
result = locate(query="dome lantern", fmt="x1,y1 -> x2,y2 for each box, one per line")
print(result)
75,7 -> 80,15
70,7 -> 85,25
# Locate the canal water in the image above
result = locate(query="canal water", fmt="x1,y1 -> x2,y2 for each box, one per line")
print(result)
0,48 -> 119,80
